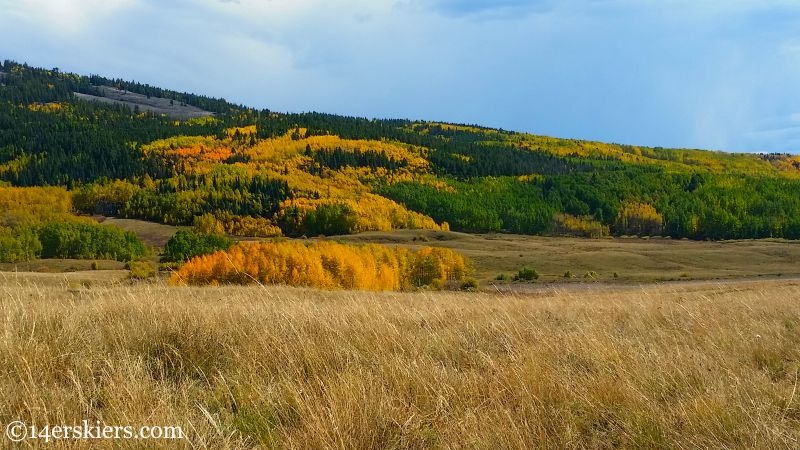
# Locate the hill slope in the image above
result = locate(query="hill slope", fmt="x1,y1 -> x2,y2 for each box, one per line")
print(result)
2,59 -> 800,241
73,86 -> 214,120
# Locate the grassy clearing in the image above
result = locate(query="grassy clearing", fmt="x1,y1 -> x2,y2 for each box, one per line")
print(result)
73,87 -> 213,120
334,230 -> 800,283
0,275 -> 798,448
99,218 -> 186,248
0,259 -> 125,273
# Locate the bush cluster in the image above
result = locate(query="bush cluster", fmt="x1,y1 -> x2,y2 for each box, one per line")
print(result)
162,230 -> 233,263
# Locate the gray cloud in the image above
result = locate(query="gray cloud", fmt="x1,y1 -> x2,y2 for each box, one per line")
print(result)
1,0 -> 798,152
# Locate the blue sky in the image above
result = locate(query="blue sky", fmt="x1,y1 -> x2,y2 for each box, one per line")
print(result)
1,0 -> 798,153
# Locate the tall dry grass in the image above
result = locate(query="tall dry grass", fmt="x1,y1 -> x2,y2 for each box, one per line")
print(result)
0,275 -> 798,449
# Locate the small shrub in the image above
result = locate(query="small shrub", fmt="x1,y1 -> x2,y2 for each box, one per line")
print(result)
90,261 -> 99,270
613,272 -> 619,279
564,270 -> 574,278
128,261 -> 156,279
495,273 -> 510,281
584,271 -> 598,279
461,278 -> 479,291
158,261 -> 182,272
514,267 -> 539,281
427,279 -> 444,290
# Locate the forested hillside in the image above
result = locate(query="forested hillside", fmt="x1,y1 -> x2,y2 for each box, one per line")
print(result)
3,59 -> 800,243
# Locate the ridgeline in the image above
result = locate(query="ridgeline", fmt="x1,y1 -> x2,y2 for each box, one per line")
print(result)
2,59 -> 800,244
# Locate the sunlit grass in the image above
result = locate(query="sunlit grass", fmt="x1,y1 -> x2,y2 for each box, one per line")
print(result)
0,276 -> 798,448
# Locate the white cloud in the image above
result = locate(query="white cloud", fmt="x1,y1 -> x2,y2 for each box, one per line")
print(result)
0,0 -> 139,34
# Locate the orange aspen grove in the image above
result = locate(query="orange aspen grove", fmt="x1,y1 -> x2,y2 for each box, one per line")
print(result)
169,241 -> 470,291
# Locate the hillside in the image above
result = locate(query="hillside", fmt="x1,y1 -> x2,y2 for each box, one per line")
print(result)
3,59 -> 800,245
73,86 -> 214,120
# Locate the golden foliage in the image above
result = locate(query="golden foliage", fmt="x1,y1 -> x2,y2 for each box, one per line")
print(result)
243,144 -> 444,233
516,174 -> 544,183
772,155 -> 800,173
140,129 -> 442,233
0,186 -> 74,229
184,116 -> 220,127
72,179 -> 140,215
408,246 -> 469,288
225,125 -> 257,138
247,130 -> 429,171
615,202 -> 664,236
194,212 -> 282,238
0,153 -> 33,180
192,213 -> 226,235
27,102 -> 63,113
170,241 -> 469,290
141,136 -> 233,173
412,175 -> 457,193
226,216 -> 282,237
550,213 -> 609,239
277,195 -> 445,234
511,134 -> 783,176
412,122 -> 505,139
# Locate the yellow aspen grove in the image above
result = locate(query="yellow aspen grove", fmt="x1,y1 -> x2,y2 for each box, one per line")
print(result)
550,213 -> 609,238
0,186 -> 74,228
615,202 -> 664,236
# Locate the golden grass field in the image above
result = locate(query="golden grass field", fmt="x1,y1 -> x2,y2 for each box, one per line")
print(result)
334,230 -> 800,283
0,272 -> 798,449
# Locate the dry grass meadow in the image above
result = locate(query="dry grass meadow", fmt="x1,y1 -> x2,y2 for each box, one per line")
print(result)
335,230 -> 800,283
0,273 -> 798,449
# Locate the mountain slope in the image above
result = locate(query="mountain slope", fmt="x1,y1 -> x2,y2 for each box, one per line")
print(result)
73,86 -> 214,120
2,59 -> 800,241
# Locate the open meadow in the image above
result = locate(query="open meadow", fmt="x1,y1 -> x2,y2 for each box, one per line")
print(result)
332,230 -> 800,283
0,273 -> 798,448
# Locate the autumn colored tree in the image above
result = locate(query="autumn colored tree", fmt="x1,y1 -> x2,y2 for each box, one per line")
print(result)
0,228 -> 41,262
550,213 -> 609,238
170,241 -> 470,291
193,213 -> 226,235
614,202 -> 664,236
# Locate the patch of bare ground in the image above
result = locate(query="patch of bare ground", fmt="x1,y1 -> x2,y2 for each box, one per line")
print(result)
73,86 -> 213,120
99,217 -> 185,248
